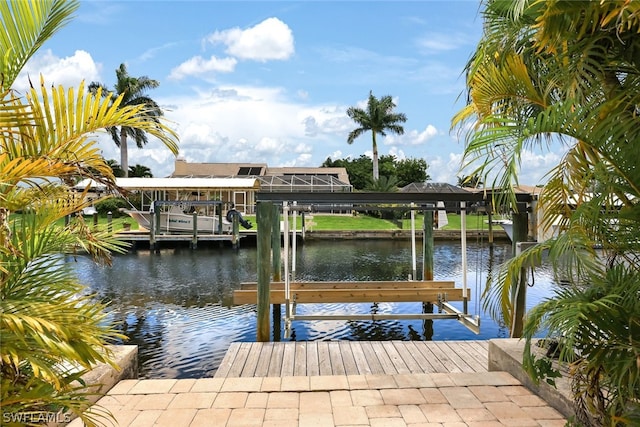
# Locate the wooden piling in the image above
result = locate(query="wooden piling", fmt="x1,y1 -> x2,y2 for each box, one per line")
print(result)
232,215 -> 240,250
257,201 -> 274,342
422,209 -> 435,338
510,209 -> 528,338
191,212 -> 198,249
272,204 -> 282,281
271,204 -> 282,332
422,209 -> 434,281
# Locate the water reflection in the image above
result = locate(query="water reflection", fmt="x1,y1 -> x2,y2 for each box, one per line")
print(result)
71,240 -> 556,378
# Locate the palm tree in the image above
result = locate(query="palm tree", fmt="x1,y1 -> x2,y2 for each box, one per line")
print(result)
128,164 -> 153,178
453,1 -> 640,424
347,91 -> 407,181
1,0 -> 179,424
89,64 -> 164,177
106,159 -> 125,177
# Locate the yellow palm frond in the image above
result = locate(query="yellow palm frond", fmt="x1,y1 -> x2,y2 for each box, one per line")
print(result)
0,0 -> 79,90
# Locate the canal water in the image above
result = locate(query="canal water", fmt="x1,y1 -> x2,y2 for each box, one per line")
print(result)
71,240 -> 558,379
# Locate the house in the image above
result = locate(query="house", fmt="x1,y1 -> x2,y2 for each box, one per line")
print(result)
170,159 -> 352,212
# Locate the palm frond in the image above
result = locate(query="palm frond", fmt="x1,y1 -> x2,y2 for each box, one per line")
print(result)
0,0 -> 79,90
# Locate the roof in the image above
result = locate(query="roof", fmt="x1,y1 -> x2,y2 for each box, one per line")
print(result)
74,177 -> 260,191
400,182 -> 471,194
171,159 -> 351,185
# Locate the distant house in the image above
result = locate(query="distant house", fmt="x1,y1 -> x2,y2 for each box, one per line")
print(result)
170,159 -> 352,212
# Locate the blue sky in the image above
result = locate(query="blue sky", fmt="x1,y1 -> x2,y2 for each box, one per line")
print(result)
21,0 -> 560,184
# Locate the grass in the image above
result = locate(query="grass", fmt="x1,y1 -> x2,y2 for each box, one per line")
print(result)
24,212 -> 495,232
244,212 -> 492,231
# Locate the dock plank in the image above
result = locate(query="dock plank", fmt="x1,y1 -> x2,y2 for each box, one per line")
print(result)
359,341 -> 384,374
240,280 -> 457,290
233,288 -> 464,305
381,341 -> 411,374
280,341 -> 296,376
402,341 -> 437,373
338,341 -> 359,375
253,342 -> 274,377
348,341 -> 372,375
226,342 -> 252,377
293,342 -> 307,376
240,342 -> 263,377
434,341 -> 476,373
317,342 -> 332,376
449,341 -> 487,372
214,342 -> 241,378
215,340 -> 489,378
306,342 -> 320,376
328,342 -> 346,375
412,341 -> 451,373
391,341 -> 423,373
369,341 -> 398,375
268,342 -> 285,376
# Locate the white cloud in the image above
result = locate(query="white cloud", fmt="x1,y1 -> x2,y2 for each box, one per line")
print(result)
169,55 -> 237,80
416,32 -> 474,54
15,49 -> 101,93
139,42 -> 179,62
388,147 -> 406,160
126,83 -> 350,176
206,17 -> 294,62
384,125 -> 439,146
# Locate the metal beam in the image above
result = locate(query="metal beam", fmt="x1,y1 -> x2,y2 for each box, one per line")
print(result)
256,191 -> 532,204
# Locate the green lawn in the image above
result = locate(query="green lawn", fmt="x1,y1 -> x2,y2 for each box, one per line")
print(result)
245,212 -> 492,231
19,211 -> 494,232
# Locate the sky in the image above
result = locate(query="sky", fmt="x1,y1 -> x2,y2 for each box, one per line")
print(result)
20,0 -> 561,185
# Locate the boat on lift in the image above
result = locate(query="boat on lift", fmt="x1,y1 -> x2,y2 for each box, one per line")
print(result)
124,199 -> 252,234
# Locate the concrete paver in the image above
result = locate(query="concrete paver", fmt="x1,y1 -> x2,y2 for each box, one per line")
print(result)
68,371 -> 567,426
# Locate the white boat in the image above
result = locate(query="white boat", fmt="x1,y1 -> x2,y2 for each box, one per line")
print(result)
125,205 -> 233,234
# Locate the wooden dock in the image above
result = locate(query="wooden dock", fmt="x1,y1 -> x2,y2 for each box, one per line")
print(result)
214,340 -> 489,378
116,230 -> 236,242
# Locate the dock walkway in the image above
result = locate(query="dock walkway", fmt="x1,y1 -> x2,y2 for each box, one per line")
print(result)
214,340 -> 489,378
68,340 -> 567,426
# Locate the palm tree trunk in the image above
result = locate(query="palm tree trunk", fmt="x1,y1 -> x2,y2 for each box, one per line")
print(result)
120,128 -> 128,177
372,132 -> 379,181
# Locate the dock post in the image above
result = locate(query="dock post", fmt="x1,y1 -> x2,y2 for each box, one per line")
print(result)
155,208 -> 161,253
422,208 -> 434,339
271,204 -> 282,335
232,215 -> 240,250
272,203 -> 282,282
410,202 -> 417,280
423,208 -> 434,281
149,213 -> 156,251
257,201 -> 274,342
510,206 -> 529,338
191,212 -> 198,249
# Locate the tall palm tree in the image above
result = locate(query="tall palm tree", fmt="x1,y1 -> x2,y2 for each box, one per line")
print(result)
1,0 -> 179,424
347,91 -> 407,181
89,64 -> 164,177
453,1 -> 640,424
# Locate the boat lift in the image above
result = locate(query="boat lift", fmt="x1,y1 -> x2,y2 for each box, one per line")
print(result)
277,200 -> 481,337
